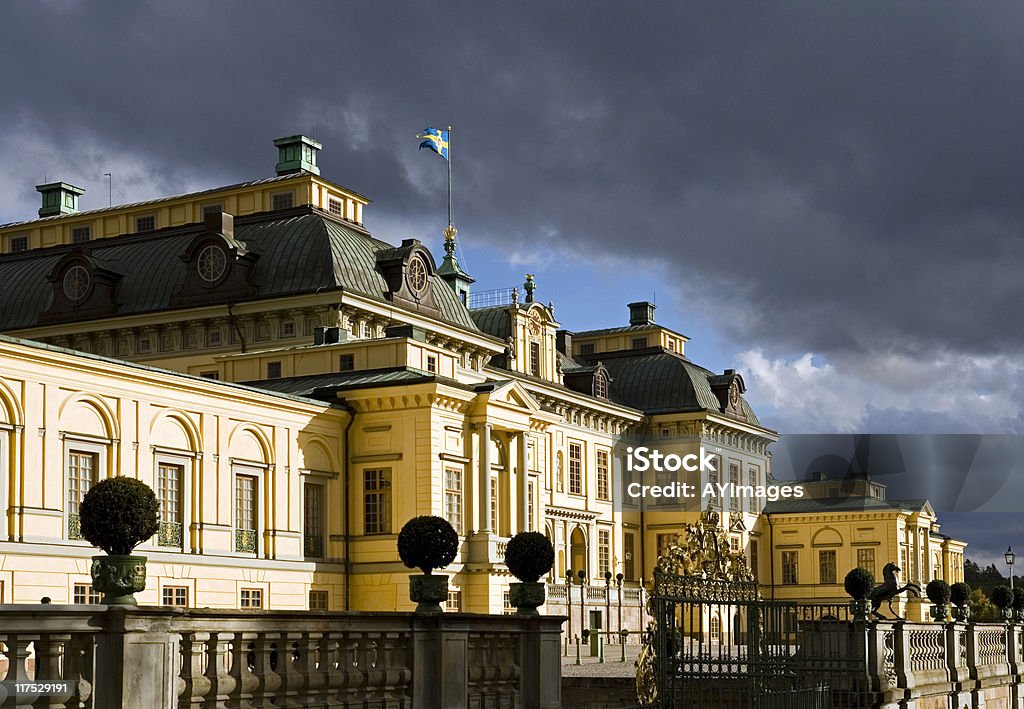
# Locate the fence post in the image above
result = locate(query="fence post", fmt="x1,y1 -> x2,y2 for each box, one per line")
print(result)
412,613 -> 469,709
519,615 -> 564,709
92,607 -> 178,709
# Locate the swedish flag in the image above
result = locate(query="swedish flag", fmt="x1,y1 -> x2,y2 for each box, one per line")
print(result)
418,127 -> 449,160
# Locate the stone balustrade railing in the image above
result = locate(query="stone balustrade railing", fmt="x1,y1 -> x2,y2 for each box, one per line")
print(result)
0,604 -> 564,709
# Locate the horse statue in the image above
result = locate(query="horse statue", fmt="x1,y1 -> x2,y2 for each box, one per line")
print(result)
869,562 -> 921,620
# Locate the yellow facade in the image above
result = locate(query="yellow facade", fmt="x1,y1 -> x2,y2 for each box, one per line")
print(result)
0,135 -> 965,621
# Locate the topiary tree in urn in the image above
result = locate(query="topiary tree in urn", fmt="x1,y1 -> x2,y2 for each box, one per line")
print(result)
844,567 -> 874,620
926,579 -> 952,622
991,586 -> 1014,622
950,582 -> 972,622
398,516 -> 458,613
504,532 -> 555,616
79,476 -> 160,605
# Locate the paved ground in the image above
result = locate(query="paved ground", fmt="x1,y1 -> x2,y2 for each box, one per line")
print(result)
560,643 -> 642,677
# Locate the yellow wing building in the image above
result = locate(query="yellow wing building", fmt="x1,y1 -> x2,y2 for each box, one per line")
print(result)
0,136 -> 964,626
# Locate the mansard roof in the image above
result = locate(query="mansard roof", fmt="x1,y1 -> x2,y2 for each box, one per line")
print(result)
581,347 -> 762,423
0,206 -> 479,333
763,496 -> 932,515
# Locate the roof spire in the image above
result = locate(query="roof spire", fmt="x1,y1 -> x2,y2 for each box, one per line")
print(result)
437,223 -> 475,306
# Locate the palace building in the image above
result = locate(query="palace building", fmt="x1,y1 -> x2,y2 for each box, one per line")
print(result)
0,136 -> 962,626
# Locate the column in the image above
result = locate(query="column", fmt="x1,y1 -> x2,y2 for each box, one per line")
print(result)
479,424 -> 492,533
517,432 -> 529,533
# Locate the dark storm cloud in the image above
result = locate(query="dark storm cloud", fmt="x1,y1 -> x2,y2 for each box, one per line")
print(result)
3,1 -> 1024,359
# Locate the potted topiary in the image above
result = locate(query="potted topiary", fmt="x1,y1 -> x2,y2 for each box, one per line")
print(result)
397,516 -> 458,613
504,532 -> 555,616
951,582 -> 972,622
79,477 -> 160,605
991,586 -> 1014,622
844,567 -> 874,620
926,580 -> 952,622
1013,587 -> 1024,623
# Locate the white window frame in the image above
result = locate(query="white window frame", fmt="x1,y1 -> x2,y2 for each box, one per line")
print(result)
232,464 -> 264,556
63,436 -> 108,543
153,449 -> 195,552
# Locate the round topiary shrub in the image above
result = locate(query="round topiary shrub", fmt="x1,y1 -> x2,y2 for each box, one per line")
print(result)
1013,587 -> 1024,611
397,516 -> 458,575
950,582 -> 971,608
926,579 -> 951,606
505,532 -> 555,583
844,567 -> 875,600
992,585 -> 1014,610
80,477 -> 160,555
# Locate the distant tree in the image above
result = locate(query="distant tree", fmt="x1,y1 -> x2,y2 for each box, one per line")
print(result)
968,588 -> 999,622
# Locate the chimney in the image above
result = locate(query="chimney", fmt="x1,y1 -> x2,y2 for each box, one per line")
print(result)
204,211 -> 234,238
628,301 -> 656,326
556,330 -> 573,355
274,135 -> 322,176
36,182 -> 85,218
314,326 -> 346,345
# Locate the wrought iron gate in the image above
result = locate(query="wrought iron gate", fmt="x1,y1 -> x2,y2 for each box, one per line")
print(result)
636,512 -> 873,708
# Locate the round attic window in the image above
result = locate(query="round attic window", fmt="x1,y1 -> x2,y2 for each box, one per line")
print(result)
62,265 -> 91,302
197,244 -> 227,283
407,255 -> 428,296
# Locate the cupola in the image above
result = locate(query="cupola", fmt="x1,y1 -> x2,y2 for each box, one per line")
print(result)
273,135 -> 322,176
36,182 -> 85,217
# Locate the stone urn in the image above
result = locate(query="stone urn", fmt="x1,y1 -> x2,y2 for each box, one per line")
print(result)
509,581 -> 546,616
849,598 -> 870,621
91,555 -> 148,605
409,573 -> 449,613
953,605 -> 971,622
930,603 -> 950,622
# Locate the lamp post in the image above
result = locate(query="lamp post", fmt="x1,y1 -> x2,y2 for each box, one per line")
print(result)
616,573 -> 624,641
604,571 -> 612,640
578,569 -> 587,647
1006,546 -> 1016,592
566,569 -> 573,649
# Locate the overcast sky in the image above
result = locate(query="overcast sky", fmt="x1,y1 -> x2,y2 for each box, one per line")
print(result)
3,2 -> 1023,563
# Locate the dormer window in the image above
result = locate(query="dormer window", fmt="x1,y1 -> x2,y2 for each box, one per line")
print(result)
9,235 -> 28,253
328,198 -> 343,216
631,337 -> 648,350
71,226 -> 91,243
594,372 -> 608,399
272,192 -> 294,210
579,343 -> 595,355
62,265 -> 92,302
135,215 -> 156,233
197,244 -> 228,283
407,255 -> 429,296
530,342 -> 541,376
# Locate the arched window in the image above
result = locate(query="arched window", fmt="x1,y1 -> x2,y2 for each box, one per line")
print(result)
710,614 -> 721,642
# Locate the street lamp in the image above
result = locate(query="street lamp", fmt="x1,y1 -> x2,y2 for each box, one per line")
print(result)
566,569 -> 574,646
1006,546 -> 1016,591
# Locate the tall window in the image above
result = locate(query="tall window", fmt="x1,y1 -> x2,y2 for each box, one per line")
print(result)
857,548 -> 876,577
162,586 -> 189,608
746,467 -> 759,512
624,533 -> 636,581
782,551 -> 799,585
304,483 -> 324,557
596,449 -> 610,501
568,442 -> 583,495
444,468 -> 462,534
73,583 -> 102,605
819,549 -> 837,584
594,373 -> 608,398
67,451 -> 97,539
426,355 -> 437,373
750,540 -> 759,578
527,480 -> 535,531
598,529 -> 611,575
234,473 -> 257,553
490,477 -> 499,533
707,467 -> 720,509
363,469 -> 391,534
729,463 -> 740,511
530,342 -> 540,376
157,463 -> 183,547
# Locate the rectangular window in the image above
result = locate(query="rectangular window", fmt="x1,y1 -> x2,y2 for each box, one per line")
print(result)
202,203 -> 223,218
266,361 -> 282,379
67,451 -> 97,539
363,469 -> 392,534
819,549 -> 837,584
200,371 -> 220,380
782,551 -> 799,585
529,342 -> 540,376
490,477 -> 499,533
598,529 -> 611,575
9,235 -> 28,253
857,548 -> 876,578
746,468 -> 759,512
282,320 -> 295,337
596,449 -> 610,501
157,463 -> 183,547
579,343 -> 595,355
900,546 -> 909,577
750,540 -> 759,578
339,354 -> 355,372
707,466 -> 720,509
328,198 -> 343,216
309,590 -> 329,610
73,583 -> 102,605
135,215 -> 156,232
138,337 -> 152,354
272,192 -> 294,210
503,590 -> 515,615
729,463 -> 740,511
162,586 -> 189,608
240,588 -> 263,609
631,337 -> 648,350
71,225 -> 91,243
527,480 -> 534,531
304,483 -> 324,557
624,532 -> 636,581
234,474 -> 257,553
667,340 -> 676,352
444,468 -> 462,534
568,442 -> 583,495
445,589 -> 462,612
426,355 -> 437,373
362,322 -> 373,338
207,329 -> 222,346
730,536 -> 740,553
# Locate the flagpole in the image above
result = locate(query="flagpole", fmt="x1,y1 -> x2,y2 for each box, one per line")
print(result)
447,124 -> 453,227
